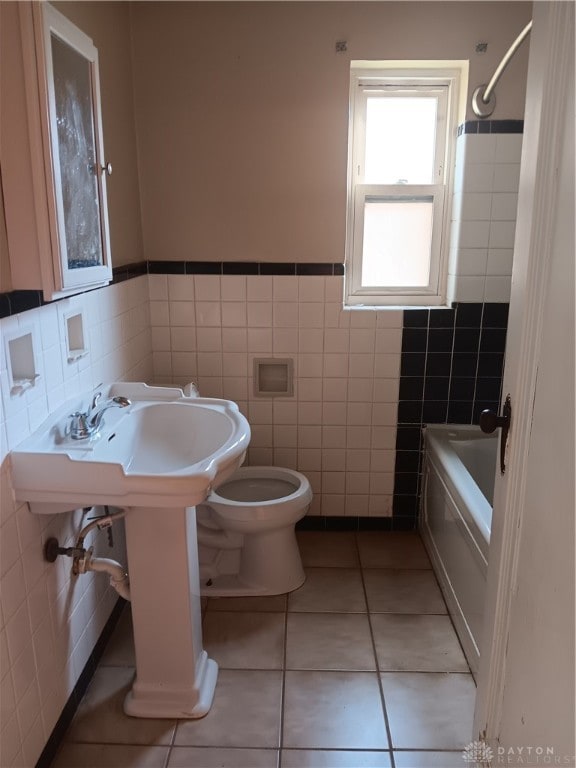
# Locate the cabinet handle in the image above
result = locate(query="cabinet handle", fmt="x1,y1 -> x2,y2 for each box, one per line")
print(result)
101,162 -> 113,176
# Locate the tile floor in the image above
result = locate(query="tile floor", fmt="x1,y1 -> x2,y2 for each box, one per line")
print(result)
50,532 -> 476,768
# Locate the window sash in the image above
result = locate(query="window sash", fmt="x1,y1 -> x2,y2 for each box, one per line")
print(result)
348,184 -> 446,305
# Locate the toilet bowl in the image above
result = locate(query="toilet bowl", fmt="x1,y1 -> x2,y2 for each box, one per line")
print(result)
197,466 -> 312,597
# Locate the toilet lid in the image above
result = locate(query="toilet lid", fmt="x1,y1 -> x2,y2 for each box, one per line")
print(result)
215,477 -> 297,503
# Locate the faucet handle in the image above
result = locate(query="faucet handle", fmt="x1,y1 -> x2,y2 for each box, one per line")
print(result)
90,391 -> 102,412
69,411 -> 92,440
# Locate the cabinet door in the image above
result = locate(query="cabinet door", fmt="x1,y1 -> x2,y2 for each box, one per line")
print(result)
39,3 -> 112,291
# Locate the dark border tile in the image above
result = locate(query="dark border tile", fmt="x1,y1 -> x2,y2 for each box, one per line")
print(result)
185,261 -> 222,274
9,290 -> 43,314
429,308 -> 455,328
222,262 -> 259,275
401,353 -> 426,377
333,263 -> 345,276
403,309 -> 429,328
399,377 -> 424,401
424,377 -> 450,401
455,303 -> 483,327
491,119 -> 524,134
296,263 -> 333,276
398,401 -> 423,424
482,303 -> 510,328
148,260 -> 186,274
447,401 -> 474,424
394,450 -> 421,473
427,328 -> 453,353
396,426 -> 423,451
423,401 -> 448,423
0,294 -> 11,318
402,328 -> 428,353
425,353 -> 452,377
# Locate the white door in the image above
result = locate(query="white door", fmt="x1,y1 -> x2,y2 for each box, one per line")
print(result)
474,2 -> 575,762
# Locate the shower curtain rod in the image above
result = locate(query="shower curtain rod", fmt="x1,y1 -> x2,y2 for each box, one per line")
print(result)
472,20 -> 533,118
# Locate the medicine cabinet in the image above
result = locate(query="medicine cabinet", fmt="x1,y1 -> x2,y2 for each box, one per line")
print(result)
0,2 -> 112,301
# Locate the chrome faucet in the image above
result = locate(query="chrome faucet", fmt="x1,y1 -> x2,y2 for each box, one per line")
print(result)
68,392 -> 131,440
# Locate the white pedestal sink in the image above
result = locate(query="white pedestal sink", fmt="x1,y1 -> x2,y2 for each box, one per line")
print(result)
10,383 -> 251,718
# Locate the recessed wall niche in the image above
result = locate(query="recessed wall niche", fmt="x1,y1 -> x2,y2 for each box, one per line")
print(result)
4,326 -> 40,395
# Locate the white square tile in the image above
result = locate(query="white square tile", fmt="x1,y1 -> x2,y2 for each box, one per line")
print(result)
373,379 -> 399,403
489,220 -> 517,249
222,377 -> 248,401
298,276 -> 325,302
493,163 -> 521,192
196,302 -> 221,327
171,352 -> 196,377
371,427 -> 397,450
369,472 -> 395,494
222,328 -> 248,353
273,303 -> 298,328
197,353 -> 223,377
149,302 -> 169,326
221,302 -> 246,327
297,449 -> 322,471
462,163 -> 494,193
322,426 -> 346,448
459,192 -> 492,221
296,378 -> 320,402
350,311 -> 376,329
222,352 -> 248,376
321,494 -> 346,516
454,248 -> 488,276
247,302 -> 273,329
490,192 -> 518,221
298,304 -> 324,328
322,403 -> 347,426
370,449 -> 396,473
324,329 -> 349,353
458,220 -> 490,249
346,449 -> 370,472
298,329 -> 323,354
273,425 -> 297,448
487,249 -> 514,276
484,276 -> 512,303
346,402 -> 372,426
463,134 -> 496,163
345,495 -> 369,516
148,274 -> 168,301
349,329 -> 376,354
322,471 -> 345,493
251,425 -> 273,447
273,276 -> 298,302
169,302 -> 195,326
450,276 -> 485,303
298,425 -> 322,448
298,403 -> 322,426
247,276 -> 272,301
371,403 -> 397,426
368,495 -> 393,517
273,448 -> 298,469
221,275 -> 246,302
273,329 -> 298,353
196,328 -> 221,351
374,328 -> 402,354
495,133 -> 523,163
167,275 -> 194,302
194,275 -> 221,301
249,401 -> 273,424
346,426 -> 371,450
323,354 -> 349,378
347,378 -> 374,402
321,449 -> 346,471
373,354 -> 400,379
324,276 -> 344,303
247,329 -> 272,353
348,354 -> 374,378
322,378 -> 348,402
273,401 -> 298,424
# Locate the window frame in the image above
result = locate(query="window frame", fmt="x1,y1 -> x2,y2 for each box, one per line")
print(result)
345,64 -> 465,307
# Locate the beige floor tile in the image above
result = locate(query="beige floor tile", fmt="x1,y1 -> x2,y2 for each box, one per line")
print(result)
297,531 -> 360,568
65,667 -> 176,745
288,569 -> 367,613
283,671 -> 388,750
202,611 -> 285,669
364,570 -> 447,614
52,743 -> 169,768
357,533 -> 431,569
168,747 -> 278,767
207,594 -> 287,612
174,669 -> 282,748
99,608 -> 136,667
371,615 -> 469,672
286,613 -> 376,671
382,672 -> 476,750
281,750 -> 392,767
394,750 -> 466,767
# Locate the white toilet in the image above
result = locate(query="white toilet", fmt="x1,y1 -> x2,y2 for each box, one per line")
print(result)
196,466 -> 312,597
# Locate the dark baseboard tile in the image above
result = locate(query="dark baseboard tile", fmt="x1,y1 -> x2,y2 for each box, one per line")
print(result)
35,598 -> 126,768
296,515 -> 416,532
457,119 -> 524,135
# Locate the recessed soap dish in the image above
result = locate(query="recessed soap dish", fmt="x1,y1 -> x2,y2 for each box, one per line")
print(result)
64,310 -> 88,363
4,327 -> 40,396
253,358 -> 294,397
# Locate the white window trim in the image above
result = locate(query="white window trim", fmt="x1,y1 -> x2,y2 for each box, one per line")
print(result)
345,63 -> 467,308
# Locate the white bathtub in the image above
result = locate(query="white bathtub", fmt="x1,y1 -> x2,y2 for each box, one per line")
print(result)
420,424 -> 498,678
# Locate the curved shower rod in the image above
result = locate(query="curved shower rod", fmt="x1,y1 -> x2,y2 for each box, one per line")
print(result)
472,20 -> 533,118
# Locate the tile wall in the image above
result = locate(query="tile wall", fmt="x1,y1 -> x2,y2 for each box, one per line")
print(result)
448,123 -> 523,303
0,276 -> 153,768
149,272 -> 403,520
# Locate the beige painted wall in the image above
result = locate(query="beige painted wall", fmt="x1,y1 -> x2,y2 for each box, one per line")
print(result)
53,1 -> 144,268
130,1 -> 532,264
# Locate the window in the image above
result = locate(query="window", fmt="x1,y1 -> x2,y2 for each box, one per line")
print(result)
345,63 -> 466,306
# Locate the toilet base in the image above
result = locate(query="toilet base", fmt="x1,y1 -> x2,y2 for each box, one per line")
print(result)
199,526 -> 306,597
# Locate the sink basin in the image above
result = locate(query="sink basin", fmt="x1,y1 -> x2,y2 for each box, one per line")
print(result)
10,382 -> 251,511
